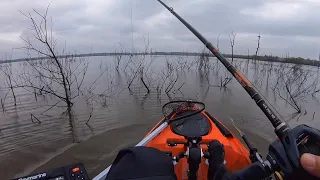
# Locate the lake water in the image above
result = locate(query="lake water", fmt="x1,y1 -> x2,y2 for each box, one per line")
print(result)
1,55 -> 320,179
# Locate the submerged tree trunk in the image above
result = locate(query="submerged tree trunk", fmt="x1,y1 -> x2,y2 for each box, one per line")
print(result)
8,76 -> 17,106
141,77 -> 150,93
255,33 -> 261,61
229,31 -> 236,63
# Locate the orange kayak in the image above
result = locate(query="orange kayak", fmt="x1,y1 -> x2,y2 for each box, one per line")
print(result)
94,101 -> 251,180
145,102 -> 251,179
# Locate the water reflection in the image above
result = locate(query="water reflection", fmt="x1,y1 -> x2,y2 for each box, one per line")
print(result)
0,56 -> 320,179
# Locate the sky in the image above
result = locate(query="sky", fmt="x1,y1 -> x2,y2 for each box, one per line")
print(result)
1,0 -> 320,59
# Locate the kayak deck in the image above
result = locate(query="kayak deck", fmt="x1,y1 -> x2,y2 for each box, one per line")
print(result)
146,111 -> 251,179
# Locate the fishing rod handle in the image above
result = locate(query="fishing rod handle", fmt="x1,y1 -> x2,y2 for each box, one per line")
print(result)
267,124 -> 320,179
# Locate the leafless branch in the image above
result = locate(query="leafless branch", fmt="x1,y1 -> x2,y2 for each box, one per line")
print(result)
229,31 -> 236,62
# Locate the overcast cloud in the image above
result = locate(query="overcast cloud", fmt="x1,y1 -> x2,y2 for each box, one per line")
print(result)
1,0 -> 320,59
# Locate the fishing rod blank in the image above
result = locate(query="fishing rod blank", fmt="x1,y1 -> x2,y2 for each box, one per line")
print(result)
156,0 -> 290,138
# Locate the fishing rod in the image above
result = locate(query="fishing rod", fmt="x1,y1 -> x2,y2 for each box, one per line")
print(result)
157,3 -> 320,176
156,0 -> 289,139
229,117 -> 262,163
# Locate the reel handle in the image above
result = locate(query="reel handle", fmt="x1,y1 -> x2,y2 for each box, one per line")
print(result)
292,136 -> 320,179
268,125 -> 320,180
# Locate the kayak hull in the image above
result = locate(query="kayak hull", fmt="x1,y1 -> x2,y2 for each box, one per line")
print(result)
146,111 -> 251,180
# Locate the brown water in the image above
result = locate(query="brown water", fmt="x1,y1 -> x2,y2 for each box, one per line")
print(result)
1,56 -> 320,179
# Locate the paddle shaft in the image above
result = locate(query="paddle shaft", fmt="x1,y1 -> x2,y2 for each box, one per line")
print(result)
156,0 -> 290,138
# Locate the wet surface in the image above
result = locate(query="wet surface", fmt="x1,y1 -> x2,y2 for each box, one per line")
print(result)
0,56 -> 320,179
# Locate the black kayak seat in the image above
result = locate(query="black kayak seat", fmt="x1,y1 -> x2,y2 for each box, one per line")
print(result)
170,111 -> 233,138
170,112 -> 210,137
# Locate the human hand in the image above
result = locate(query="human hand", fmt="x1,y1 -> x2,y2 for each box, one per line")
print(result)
301,153 -> 320,177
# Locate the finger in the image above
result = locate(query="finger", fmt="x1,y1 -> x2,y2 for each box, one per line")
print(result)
300,153 -> 320,177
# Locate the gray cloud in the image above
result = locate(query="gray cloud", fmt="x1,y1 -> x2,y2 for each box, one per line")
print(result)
1,0 -> 320,59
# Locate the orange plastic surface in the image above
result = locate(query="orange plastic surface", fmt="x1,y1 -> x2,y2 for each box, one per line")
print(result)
72,167 -> 80,173
145,111 -> 251,180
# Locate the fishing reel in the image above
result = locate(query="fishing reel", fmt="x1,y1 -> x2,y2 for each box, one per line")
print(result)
266,124 -> 320,180
169,125 -> 320,180
210,124 -> 320,180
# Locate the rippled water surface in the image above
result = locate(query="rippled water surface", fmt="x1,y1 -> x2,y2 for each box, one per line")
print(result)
1,56 -> 320,179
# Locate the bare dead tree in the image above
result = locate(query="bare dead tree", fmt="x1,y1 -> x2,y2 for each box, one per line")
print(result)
198,47 -> 209,71
114,43 -> 124,71
165,73 -> 179,94
140,35 -> 155,93
176,56 -> 189,71
139,66 -> 150,93
213,59 -> 222,77
217,34 -> 220,50
31,114 -> 41,124
0,63 -> 18,107
272,64 -> 318,113
247,49 -> 250,64
127,58 -> 142,90
1,99 -> 4,113
123,55 -> 134,72
166,64 -> 183,96
220,72 -> 233,87
143,35 -> 151,54
18,6 -> 89,115
81,63 -> 118,108
229,31 -> 236,62
154,59 -> 181,97
255,33 -> 261,61
211,61 -> 232,88
126,55 -> 153,94
198,57 -> 212,88
182,56 -> 199,71
126,37 -> 155,93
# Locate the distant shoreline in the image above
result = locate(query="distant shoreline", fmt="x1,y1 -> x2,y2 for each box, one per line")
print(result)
2,52 -> 319,67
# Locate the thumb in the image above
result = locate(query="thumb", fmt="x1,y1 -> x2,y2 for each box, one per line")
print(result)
300,153 -> 320,177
